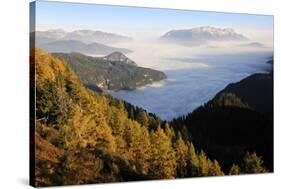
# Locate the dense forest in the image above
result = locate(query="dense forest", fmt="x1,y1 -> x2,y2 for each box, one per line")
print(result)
171,92 -> 273,172
31,49 -> 270,187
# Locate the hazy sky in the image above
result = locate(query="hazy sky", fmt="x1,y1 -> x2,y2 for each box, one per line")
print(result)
34,0 -> 273,42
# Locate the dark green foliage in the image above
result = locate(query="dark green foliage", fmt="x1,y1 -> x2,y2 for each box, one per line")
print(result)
171,92 -> 273,172
123,101 -> 161,130
209,92 -> 248,108
52,52 -> 167,91
218,72 -> 273,117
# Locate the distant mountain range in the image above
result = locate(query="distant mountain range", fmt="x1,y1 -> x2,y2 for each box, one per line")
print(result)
33,29 -> 133,55
39,40 -> 132,54
53,52 -> 167,91
36,29 -> 133,45
161,26 -> 248,45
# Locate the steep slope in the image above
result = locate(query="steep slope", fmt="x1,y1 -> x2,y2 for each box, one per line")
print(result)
52,52 -> 167,91
32,49 -> 227,187
171,92 -> 273,173
33,48 -> 151,186
39,40 -> 132,55
161,26 -> 248,45
218,73 -> 273,117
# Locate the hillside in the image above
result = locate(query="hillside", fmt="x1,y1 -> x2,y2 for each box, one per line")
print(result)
32,48 -> 233,187
171,56 -> 273,173
171,92 -> 273,172
32,49 -> 270,186
52,52 -> 167,91
218,72 -> 273,117
39,40 -> 132,55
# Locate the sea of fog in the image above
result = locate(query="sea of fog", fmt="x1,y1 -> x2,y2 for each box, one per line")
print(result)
105,41 -> 273,120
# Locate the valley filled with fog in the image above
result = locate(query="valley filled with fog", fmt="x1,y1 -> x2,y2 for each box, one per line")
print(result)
109,39 -> 272,120
35,27 -> 273,121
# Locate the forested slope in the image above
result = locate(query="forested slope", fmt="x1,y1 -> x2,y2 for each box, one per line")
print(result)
32,49 -> 230,187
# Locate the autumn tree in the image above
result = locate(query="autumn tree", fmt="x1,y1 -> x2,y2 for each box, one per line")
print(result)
208,160 -> 224,176
124,120 -> 151,174
229,164 -> 240,175
149,126 -> 176,179
174,134 -> 189,177
186,142 -> 199,177
241,152 -> 268,173
136,111 -> 149,127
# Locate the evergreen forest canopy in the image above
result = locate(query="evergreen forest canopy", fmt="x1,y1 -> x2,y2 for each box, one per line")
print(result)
32,49 -> 271,187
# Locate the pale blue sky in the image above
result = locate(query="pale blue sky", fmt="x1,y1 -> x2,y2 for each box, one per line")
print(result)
34,0 -> 273,39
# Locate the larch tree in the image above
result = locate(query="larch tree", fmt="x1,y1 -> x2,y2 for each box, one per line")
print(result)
174,134 -> 189,177
149,126 -> 176,179
229,164 -> 240,175
241,152 -> 267,173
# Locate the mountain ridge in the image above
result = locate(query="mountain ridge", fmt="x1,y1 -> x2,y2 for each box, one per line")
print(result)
161,26 -> 248,45
35,29 -> 133,45
39,39 -> 132,55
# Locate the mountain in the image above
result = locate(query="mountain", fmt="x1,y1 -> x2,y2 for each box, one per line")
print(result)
161,26 -> 248,45
39,40 -> 132,54
32,48 -> 228,187
52,52 -> 167,91
35,29 -> 133,45
35,29 -> 67,45
64,30 -> 133,44
171,59 -> 273,173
